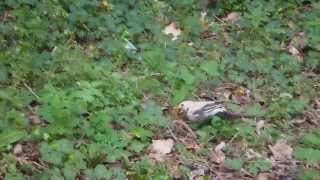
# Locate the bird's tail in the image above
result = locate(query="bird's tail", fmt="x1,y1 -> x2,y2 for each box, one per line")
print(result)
216,111 -> 253,120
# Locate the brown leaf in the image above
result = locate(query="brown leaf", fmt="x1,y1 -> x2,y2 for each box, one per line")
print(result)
269,139 -> 293,160
29,114 -> 42,125
224,12 -> 240,23
163,22 -> 181,41
13,144 -> 23,155
149,139 -> 174,162
287,45 -> 303,61
189,169 -> 205,180
211,150 -> 225,164
290,32 -> 306,50
256,173 -> 269,180
215,141 -> 226,151
150,139 -> 174,155
211,142 -> 226,164
256,120 -> 264,135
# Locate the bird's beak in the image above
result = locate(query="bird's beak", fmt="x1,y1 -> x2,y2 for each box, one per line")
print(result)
173,106 -> 183,115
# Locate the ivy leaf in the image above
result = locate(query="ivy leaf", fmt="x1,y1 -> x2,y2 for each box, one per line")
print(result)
129,140 -> 146,153
245,103 -> 265,117
200,60 -> 220,77
179,68 -> 195,85
131,128 -> 153,140
171,86 -> 190,105
294,147 -> 320,164
247,159 -> 272,175
224,158 -> 244,171
0,130 -> 26,148
300,131 -> 320,148
94,164 -> 111,179
299,169 -> 320,180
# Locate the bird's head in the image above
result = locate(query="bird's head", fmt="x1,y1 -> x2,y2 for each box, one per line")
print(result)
176,100 -> 193,114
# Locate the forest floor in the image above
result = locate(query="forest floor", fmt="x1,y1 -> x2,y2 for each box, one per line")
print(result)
0,0 -> 320,179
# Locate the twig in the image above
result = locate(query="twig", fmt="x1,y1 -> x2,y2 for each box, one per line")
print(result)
167,128 -> 178,142
173,120 -> 197,139
213,15 -> 225,24
23,83 -> 40,100
227,132 -> 239,144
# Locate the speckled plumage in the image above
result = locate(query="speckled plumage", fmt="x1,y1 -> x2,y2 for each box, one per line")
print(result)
178,100 -> 244,123
178,100 -> 225,122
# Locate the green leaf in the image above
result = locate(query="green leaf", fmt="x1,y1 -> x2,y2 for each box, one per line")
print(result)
131,128 -> 153,140
245,104 -> 265,117
200,60 -> 220,77
294,147 -> 320,164
53,139 -> 74,154
171,86 -> 190,105
179,68 -> 195,85
0,130 -> 26,148
183,16 -> 202,36
225,158 -> 244,171
301,131 -> 320,148
129,140 -> 147,153
299,169 -> 320,180
247,159 -> 272,176
94,164 -> 111,179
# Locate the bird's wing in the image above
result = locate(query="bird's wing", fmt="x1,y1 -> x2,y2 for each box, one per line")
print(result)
192,102 -> 225,115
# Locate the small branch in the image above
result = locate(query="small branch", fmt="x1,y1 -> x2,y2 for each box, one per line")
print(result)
23,83 -> 40,100
173,120 -> 197,139
167,127 -> 179,142
213,15 -> 225,24
227,132 -> 239,144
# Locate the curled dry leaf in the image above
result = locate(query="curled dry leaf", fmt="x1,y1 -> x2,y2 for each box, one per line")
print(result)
189,169 -> 205,180
224,12 -> 240,23
211,150 -> 225,164
211,142 -> 226,164
200,11 -> 207,22
256,120 -> 264,135
268,139 -> 293,160
245,149 -> 262,160
163,22 -> 181,41
290,32 -> 306,50
256,173 -> 269,180
149,139 -> 174,162
13,144 -> 23,155
287,45 -> 303,61
150,139 -> 174,155
215,141 -> 226,152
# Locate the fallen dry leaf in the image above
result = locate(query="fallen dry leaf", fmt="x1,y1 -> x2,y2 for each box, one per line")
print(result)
256,120 -> 265,135
163,22 -> 181,41
189,169 -> 205,180
256,173 -> 269,180
13,144 -> 23,155
211,142 -> 226,164
269,139 -> 293,160
150,139 -> 174,155
149,139 -> 174,162
287,45 -> 303,61
245,149 -> 262,160
290,32 -> 306,50
215,141 -> 226,152
211,150 -> 225,164
224,12 -> 240,23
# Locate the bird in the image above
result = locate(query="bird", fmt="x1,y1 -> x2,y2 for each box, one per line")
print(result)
177,100 -> 246,123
